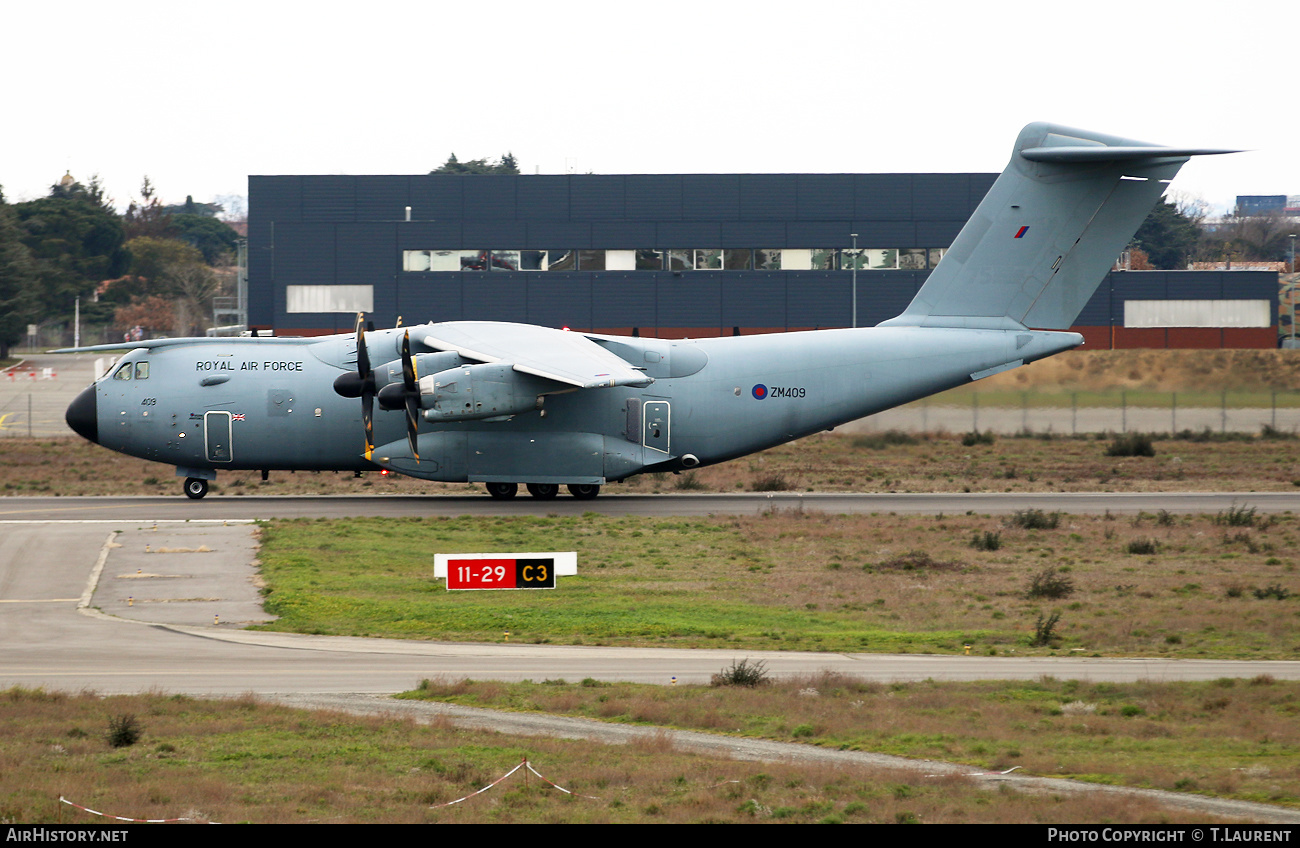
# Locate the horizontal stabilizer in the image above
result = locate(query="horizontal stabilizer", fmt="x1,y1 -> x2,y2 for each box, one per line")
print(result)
1020,145 -> 1239,163
880,122 -> 1239,332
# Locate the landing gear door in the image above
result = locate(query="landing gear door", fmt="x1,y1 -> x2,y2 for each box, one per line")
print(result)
643,401 -> 670,454
204,411 -> 233,463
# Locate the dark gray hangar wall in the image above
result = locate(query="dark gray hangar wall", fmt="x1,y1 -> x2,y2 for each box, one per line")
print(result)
247,174 -> 1279,347
247,172 -> 993,336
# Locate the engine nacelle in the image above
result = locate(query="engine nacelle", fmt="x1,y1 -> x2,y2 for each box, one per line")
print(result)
420,363 -> 550,421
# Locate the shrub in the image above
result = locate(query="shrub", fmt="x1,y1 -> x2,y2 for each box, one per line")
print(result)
750,474 -> 791,492
1126,538 -> 1160,555
711,658 -> 769,688
851,429 -> 919,450
1030,611 -> 1062,647
1253,583 -> 1292,601
1106,432 -> 1156,457
873,551 -> 964,573
106,714 -> 142,748
673,472 -> 706,491
1026,567 -> 1074,599
961,430 -> 996,447
1215,503 -> 1258,528
1009,509 -> 1061,530
969,530 -> 1001,551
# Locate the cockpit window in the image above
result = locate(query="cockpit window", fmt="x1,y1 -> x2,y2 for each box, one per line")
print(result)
113,363 -> 133,381
134,362 -> 149,380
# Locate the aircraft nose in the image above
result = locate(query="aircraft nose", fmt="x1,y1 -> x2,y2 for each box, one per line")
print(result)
66,385 -> 98,444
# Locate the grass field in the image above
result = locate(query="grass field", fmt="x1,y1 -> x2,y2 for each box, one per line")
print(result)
255,508 -> 1300,659
0,687 -> 1260,824
404,673 -> 1300,810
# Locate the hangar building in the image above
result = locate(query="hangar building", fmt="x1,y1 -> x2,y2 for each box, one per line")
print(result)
247,172 -> 1279,348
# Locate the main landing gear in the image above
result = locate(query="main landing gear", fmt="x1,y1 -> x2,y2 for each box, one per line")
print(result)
485,482 -> 601,500
183,477 -> 209,499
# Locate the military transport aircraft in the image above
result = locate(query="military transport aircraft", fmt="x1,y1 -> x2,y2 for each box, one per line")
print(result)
60,123 -> 1235,500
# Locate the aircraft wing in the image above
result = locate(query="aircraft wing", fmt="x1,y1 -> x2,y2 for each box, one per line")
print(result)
422,322 -> 654,389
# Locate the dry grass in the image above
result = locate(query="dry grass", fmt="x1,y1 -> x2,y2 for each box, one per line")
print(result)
409,674 -> 1300,808
5,429 -> 1300,497
0,687 -> 1246,824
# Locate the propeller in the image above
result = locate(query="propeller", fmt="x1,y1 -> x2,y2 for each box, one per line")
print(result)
400,330 -> 420,462
375,328 -> 422,461
332,313 -> 377,460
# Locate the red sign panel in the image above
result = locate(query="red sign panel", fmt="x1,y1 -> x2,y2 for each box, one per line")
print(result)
446,557 -> 557,590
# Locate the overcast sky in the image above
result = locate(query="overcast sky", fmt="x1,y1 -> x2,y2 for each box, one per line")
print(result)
3,1 -> 1292,216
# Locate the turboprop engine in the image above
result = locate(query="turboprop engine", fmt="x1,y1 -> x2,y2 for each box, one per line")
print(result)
419,363 -> 552,422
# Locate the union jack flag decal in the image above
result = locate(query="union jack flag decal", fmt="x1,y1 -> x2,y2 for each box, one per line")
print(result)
231,413 -> 246,421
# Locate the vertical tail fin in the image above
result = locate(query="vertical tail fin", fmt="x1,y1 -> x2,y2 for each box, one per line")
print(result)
880,122 -> 1237,331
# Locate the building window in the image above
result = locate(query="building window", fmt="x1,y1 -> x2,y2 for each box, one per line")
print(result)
900,248 -> 926,270
695,249 -> 722,270
578,249 -> 606,271
548,250 -> 576,271
635,249 -> 663,271
667,249 -> 693,271
287,285 -> 374,313
810,249 -> 837,270
724,249 -> 752,270
403,246 -> 952,272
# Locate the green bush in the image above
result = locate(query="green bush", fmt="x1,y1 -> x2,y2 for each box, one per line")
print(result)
1026,567 -> 1073,599
711,658 -> 769,688
106,714 -> 142,748
1106,432 -> 1156,457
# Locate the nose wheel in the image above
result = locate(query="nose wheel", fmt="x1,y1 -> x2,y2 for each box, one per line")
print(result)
183,477 -> 209,499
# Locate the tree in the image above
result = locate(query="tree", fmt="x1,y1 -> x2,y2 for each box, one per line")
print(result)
105,236 -> 222,336
162,195 -> 223,218
173,214 -> 238,264
122,177 -> 176,240
13,188 -> 129,324
0,197 -> 40,358
1130,198 -> 1201,269
430,152 -> 521,175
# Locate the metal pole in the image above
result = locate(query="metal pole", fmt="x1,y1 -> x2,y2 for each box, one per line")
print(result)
850,233 -> 859,329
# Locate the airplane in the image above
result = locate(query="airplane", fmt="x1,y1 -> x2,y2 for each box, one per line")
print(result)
59,122 -> 1236,500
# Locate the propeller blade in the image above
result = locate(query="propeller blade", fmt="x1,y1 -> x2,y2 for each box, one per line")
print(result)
401,330 -> 419,462
362,383 -> 375,461
356,313 -> 376,459
354,312 -> 371,377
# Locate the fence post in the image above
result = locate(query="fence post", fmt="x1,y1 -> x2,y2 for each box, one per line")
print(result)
1171,391 -> 1177,435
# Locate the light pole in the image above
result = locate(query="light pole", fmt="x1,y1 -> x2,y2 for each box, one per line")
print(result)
850,232 -> 858,328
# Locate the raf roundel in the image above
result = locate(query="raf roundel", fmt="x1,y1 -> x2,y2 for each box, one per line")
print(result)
751,384 -> 768,400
